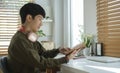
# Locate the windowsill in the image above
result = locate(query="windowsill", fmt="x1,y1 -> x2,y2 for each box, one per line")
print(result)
61,56 -> 120,73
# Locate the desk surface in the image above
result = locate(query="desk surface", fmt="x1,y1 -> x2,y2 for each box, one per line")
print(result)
61,56 -> 120,73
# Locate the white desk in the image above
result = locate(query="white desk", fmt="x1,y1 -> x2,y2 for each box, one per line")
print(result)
61,56 -> 120,73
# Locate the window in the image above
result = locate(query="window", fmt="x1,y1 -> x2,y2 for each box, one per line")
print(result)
70,0 -> 84,47
0,0 -> 32,55
97,0 -> 120,57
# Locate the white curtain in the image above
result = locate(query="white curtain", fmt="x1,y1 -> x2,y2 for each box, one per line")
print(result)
52,0 -> 71,48
52,0 -> 64,48
63,0 -> 71,48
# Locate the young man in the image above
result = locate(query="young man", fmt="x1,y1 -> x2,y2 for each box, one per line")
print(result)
7,3 -> 85,73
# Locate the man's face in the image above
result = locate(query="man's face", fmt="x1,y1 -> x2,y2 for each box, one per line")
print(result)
29,15 -> 43,32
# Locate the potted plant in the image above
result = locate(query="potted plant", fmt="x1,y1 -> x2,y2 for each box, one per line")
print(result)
81,34 -> 93,56
82,34 -> 93,48
37,30 -> 46,37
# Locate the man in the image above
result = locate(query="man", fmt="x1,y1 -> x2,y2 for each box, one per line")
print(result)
7,3 -> 85,73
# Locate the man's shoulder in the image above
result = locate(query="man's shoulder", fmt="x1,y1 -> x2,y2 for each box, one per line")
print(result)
11,31 -> 28,43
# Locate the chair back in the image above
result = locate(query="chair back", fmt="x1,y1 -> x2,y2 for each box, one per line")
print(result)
0,56 -> 9,73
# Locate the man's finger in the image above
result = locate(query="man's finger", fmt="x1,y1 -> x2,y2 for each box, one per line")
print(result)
68,48 -> 71,50
65,48 -> 71,51
71,50 -> 77,54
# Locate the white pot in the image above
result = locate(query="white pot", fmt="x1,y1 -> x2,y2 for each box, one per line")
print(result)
83,48 -> 90,56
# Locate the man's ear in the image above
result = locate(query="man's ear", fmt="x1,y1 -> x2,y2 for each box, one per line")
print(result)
26,14 -> 33,22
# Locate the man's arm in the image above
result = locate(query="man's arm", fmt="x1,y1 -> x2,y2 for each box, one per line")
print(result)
36,42 -> 60,58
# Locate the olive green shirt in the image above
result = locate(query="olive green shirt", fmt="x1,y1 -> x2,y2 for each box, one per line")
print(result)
7,31 -> 68,73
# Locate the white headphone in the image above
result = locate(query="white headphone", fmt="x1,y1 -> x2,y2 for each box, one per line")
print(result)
28,32 -> 38,42
19,26 -> 38,42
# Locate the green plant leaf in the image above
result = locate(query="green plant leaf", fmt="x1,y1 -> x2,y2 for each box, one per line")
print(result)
37,30 -> 46,37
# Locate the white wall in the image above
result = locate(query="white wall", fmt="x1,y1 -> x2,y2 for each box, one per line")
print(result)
84,0 -> 97,40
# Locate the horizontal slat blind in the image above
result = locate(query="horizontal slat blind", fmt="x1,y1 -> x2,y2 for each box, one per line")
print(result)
97,0 -> 120,57
0,0 -> 31,55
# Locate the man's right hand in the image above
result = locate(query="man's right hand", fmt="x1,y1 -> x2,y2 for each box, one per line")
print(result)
66,50 -> 77,60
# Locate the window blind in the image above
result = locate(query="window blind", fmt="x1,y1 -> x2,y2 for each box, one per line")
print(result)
97,0 -> 120,57
0,0 -> 32,55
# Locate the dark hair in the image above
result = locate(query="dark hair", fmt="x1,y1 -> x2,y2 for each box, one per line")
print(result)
20,3 -> 46,24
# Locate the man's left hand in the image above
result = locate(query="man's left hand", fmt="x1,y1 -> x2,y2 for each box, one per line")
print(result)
59,47 -> 71,55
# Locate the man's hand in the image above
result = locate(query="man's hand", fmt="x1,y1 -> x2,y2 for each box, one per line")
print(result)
73,43 -> 86,52
65,43 -> 85,60
59,47 -> 71,55
59,43 -> 86,55
66,50 -> 77,60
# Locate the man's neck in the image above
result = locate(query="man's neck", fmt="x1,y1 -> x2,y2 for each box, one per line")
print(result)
22,23 -> 32,33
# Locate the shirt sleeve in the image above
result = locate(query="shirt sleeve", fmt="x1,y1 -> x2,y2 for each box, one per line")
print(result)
36,42 -> 60,58
12,38 -> 68,69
